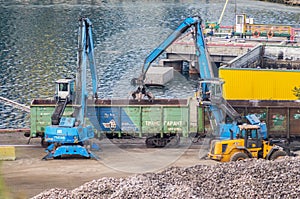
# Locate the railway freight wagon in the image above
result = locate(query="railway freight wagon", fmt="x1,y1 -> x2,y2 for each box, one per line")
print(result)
29,98 -> 300,148
29,98 -> 204,147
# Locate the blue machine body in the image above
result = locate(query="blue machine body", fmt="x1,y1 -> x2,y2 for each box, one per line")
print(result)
139,16 -> 223,131
44,122 -> 96,159
43,17 -> 98,160
45,118 -> 94,144
246,114 -> 267,139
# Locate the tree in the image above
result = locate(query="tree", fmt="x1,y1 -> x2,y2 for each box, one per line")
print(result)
292,86 -> 300,99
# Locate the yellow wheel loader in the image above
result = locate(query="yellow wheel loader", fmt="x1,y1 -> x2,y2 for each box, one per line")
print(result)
208,124 -> 288,162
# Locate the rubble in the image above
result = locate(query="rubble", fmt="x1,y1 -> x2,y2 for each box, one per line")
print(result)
32,157 -> 300,199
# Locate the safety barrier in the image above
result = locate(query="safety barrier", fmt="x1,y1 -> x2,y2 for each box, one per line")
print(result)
0,146 -> 16,161
246,24 -> 292,39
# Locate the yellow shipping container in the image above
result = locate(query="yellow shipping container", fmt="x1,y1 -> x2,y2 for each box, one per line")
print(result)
219,68 -> 300,100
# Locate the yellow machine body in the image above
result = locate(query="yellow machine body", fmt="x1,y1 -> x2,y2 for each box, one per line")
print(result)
208,125 -> 287,162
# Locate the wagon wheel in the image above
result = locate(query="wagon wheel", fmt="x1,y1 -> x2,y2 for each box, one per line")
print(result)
166,135 -> 180,147
145,137 -> 156,148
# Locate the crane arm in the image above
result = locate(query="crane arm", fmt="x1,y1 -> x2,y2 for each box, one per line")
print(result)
194,20 -> 215,79
76,17 -> 98,124
141,16 -> 203,80
140,16 -> 215,81
84,18 -> 98,98
193,16 -> 241,128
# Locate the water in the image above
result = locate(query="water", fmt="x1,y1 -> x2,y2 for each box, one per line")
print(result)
0,0 -> 299,128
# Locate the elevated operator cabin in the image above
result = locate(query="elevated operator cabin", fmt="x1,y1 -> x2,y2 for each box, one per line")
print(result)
55,78 -> 75,102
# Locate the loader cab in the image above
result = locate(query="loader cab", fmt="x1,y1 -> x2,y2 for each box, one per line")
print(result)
238,124 -> 262,149
55,78 -> 75,102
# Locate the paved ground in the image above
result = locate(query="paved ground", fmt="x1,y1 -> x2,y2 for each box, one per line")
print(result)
0,133 -> 216,199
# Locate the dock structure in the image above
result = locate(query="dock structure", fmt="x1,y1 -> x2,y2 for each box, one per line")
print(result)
156,14 -> 300,75
164,35 -> 256,70
162,31 -> 296,74
223,44 -> 300,70
154,26 -> 300,101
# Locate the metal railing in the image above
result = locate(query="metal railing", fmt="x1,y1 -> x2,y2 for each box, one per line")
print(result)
0,96 -> 30,113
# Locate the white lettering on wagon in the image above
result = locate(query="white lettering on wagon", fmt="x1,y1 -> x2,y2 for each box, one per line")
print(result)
103,113 -> 116,118
165,121 -> 183,132
144,120 -> 183,128
122,122 -> 138,131
145,121 -> 160,126
167,127 -> 182,131
164,121 -> 182,126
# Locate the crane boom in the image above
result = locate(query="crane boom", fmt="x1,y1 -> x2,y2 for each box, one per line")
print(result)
193,17 -> 215,79
75,17 -> 98,124
140,16 -> 215,81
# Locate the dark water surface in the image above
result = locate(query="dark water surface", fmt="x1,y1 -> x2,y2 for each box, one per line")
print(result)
0,0 -> 299,128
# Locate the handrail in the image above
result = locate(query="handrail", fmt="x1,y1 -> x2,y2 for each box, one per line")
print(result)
0,96 -> 30,113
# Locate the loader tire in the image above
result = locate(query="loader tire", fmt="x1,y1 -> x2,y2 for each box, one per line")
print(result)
230,152 -> 248,161
270,150 -> 287,160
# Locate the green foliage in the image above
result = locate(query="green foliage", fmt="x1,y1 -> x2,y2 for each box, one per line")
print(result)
292,86 -> 300,99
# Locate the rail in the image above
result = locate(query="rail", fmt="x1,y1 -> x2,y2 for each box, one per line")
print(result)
0,96 -> 30,113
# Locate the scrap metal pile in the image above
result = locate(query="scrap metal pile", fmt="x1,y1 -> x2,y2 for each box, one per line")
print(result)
32,157 -> 300,199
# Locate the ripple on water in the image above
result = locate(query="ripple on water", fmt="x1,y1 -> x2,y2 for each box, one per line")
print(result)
1,0 -> 299,128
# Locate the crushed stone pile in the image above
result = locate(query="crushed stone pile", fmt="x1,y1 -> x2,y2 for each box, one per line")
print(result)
31,157 -> 300,199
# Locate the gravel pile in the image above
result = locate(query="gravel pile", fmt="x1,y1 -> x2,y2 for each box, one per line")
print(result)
32,157 -> 300,199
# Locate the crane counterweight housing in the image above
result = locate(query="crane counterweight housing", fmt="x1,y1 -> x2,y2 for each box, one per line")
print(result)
43,17 -> 98,160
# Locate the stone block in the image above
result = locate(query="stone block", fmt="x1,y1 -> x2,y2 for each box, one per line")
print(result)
145,66 -> 174,85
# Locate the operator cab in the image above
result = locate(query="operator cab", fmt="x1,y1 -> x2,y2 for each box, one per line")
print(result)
54,78 -> 75,102
198,79 -> 224,104
238,124 -> 263,148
